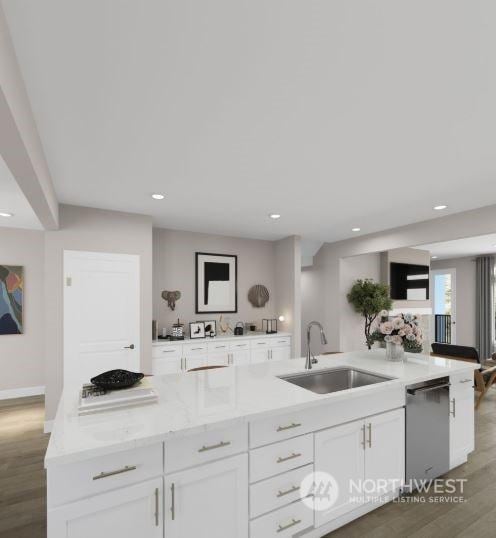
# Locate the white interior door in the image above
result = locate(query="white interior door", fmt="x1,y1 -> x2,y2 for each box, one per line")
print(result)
431,268 -> 456,344
64,250 -> 140,388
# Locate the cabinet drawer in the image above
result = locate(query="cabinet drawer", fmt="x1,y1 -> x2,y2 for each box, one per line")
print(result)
164,424 -> 248,473
207,341 -> 230,352
250,338 -> 271,348
183,343 -> 208,356
229,341 -> 250,351
47,443 -> 163,507
450,371 -> 475,393
250,499 -> 314,538
250,464 -> 313,518
250,434 -> 313,483
250,407 -> 321,448
152,345 -> 182,359
153,357 -> 183,375
270,337 -> 291,348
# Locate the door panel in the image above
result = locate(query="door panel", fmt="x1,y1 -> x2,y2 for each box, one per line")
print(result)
364,409 -> 404,501
314,419 -> 365,526
64,251 -> 140,388
49,478 -> 162,538
164,454 -> 248,538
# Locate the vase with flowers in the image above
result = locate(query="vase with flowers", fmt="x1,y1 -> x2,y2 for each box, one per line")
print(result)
370,312 -> 423,361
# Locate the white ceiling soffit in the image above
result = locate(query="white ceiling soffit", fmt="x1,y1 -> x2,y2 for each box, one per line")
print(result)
0,153 -> 42,229
3,1 -> 496,241
415,233 -> 496,260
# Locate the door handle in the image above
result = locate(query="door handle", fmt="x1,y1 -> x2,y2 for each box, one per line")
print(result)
124,344 -> 135,349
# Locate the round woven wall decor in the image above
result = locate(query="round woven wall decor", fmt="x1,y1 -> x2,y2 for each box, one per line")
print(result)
248,284 -> 270,307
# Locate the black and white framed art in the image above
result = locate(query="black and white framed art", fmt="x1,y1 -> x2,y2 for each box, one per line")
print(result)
195,253 -> 238,314
189,321 -> 206,339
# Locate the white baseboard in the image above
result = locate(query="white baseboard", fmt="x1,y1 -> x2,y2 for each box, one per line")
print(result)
0,385 -> 45,400
44,420 -> 53,434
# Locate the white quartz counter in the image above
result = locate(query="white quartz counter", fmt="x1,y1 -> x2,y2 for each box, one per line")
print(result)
45,351 -> 477,467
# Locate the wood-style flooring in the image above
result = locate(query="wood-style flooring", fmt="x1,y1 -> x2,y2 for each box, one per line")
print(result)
0,396 -> 48,538
1,391 -> 495,537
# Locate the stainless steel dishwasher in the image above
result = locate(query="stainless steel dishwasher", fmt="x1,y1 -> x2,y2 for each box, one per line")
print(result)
405,376 -> 450,487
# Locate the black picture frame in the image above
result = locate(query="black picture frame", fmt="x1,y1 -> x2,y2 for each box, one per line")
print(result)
189,321 -> 206,339
195,252 -> 238,314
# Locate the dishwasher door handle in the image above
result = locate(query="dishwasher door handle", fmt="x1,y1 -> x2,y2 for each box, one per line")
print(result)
407,382 -> 451,395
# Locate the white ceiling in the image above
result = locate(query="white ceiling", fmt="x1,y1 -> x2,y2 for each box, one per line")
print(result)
3,1 -> 496,241
415,233 -> 496,260
0,154 -> 42,229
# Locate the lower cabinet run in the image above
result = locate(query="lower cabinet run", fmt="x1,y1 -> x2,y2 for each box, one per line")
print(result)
48,477 -> 163,538
164,454 -> 248,538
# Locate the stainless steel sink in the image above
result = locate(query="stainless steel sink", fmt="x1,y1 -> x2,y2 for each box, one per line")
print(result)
278,367 -> 393,395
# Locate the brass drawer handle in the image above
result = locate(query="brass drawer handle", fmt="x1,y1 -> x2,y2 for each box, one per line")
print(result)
277,452 -> 301,464
171,482 -> 175,521
154,487 -> 159,526
162,349 -> 176,353
92,465 -> 137,480
277,518 -> 301,532
198,440 -> 231,453
276,485 -> 299,498
276,422 -> 301,432
460,378 -> 472,383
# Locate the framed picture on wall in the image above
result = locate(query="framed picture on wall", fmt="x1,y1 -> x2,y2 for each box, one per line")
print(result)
195,253 -> 238,314
189,321 -> 206,339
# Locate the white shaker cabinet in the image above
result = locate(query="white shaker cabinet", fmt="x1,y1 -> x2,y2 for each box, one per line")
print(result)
450,374 -> 475,468
164,454 -> 248,538
48,478 -> 163,538
314,408 -> 404,527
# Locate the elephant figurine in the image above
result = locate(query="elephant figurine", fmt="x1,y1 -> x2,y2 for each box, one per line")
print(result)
161,290 -> 181,311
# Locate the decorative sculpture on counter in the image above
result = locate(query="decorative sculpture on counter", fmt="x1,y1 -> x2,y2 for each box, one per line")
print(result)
248,284 -> 269,307
161,290 -> 181,311
218,314 -> 233,335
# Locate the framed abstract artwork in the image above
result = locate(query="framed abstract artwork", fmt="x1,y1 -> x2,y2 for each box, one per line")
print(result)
0,265 -> 23,334
195,253 -> 237,314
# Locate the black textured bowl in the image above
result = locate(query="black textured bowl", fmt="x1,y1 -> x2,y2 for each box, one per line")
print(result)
90,369 -> 144,390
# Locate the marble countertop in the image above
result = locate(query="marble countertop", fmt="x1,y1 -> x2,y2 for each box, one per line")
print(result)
45,351 -> 478,467
152,331 -> 292,345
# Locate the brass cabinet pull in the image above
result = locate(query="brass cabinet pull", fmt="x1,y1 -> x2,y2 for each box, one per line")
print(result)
162,349 -> 175,353
277,518 -> 301,533
170,482 -> 175,521
276,422 -> 301,432
276,485 -> 299,498
361,424 -> 366,449
276,452 -> 301,464
198,440 -> 231,453
451,398 -> 456,418
460,378 -> 472,383
154,487 -> 159,526
92,465 -> 137,480
368,423 -> 372,448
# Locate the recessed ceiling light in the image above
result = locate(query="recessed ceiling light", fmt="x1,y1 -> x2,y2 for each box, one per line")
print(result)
269,213 -> 281,220
431,256 -> 438,259
433,205 -> 447,210
0,212 -> 13,218
351,227 -> 361,232
151,194 -> 164,200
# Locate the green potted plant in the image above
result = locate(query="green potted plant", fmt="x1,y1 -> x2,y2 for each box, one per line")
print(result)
347,279 -> 393,350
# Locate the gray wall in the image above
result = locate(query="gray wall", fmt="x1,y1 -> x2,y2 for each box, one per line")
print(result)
153,228 -> 277,333
340,253 -> 382,352
431,256 -> 477,347
0,227 -> 45,393
44,205 -> 153,422
274,235 -> 301,357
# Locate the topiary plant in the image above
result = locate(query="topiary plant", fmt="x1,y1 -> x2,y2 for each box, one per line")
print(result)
347,279 -> 393,349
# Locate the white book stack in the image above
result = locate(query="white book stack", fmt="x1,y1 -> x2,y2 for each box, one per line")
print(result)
78,377 -> 158,416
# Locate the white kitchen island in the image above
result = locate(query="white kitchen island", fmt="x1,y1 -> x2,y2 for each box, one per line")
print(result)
45,351 -> 478,538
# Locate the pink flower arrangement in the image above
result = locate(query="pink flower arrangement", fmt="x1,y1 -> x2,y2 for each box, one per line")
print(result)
371,312 -> 423,352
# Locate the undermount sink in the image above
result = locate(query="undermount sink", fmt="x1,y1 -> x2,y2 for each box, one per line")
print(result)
278,367 -> 393,395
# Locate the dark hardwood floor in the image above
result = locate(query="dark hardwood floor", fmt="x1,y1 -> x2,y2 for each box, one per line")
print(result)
0,390 -> 495,537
